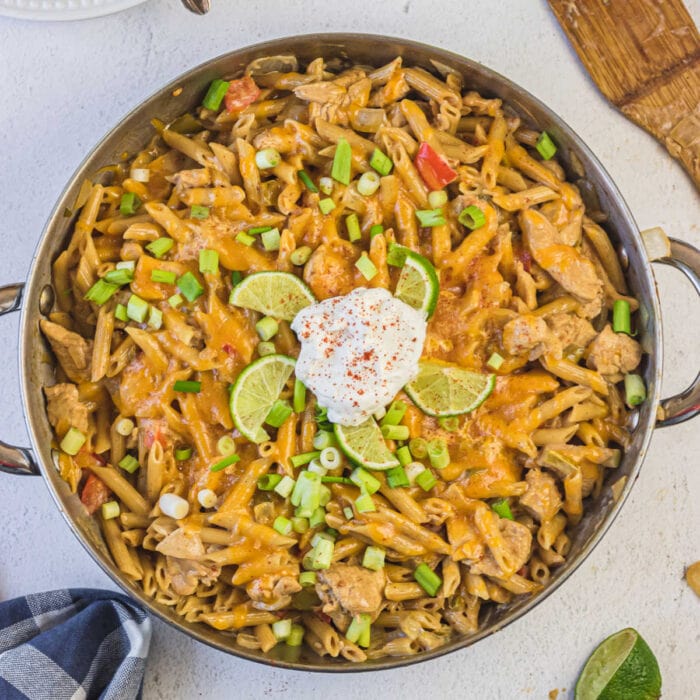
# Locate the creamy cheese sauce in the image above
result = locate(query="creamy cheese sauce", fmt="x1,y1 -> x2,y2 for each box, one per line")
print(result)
291,288 -> 427,426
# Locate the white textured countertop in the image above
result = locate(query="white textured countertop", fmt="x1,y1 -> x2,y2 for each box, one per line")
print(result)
1,1 -> 699,698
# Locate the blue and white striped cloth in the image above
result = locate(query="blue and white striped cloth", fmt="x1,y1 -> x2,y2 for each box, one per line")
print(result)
0,589 -> 151,700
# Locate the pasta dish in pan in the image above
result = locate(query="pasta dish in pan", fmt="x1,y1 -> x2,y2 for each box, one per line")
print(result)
41,53 -> 645,661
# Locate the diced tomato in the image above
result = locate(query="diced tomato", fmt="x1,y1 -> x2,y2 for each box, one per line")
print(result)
414,142 -> 458,190
80,473 -> 111,515
518,248 -> 532,273
224,76 -> 261,114
222,343 -> 235,356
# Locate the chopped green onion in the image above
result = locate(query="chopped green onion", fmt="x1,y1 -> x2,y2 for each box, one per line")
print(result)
311,531 -> 335,547
272,618 -> 292,641
438,416 -> 460,432
255,148 -> 281,169
428,190 -> 448,208
613,299 -> 632,335
174,447 -> 192,461
273,516 -> 293,536
292,379 -> 307,414
126,294 -> 149,323
331,138 -> 352,185
119,192 -> 141,216
147,306 -> 163,330
84,279 -> 119,306
168,294 -> 184,308
319,177 -> 333,195
491,498 -> 514,520
370,224 -> 384,238
415,469 -> 437,491
381,400 -> 407,426
114,303 -> 128,322
176,272 -> 204,302
427,438 -> 450,469
191,205 -> 210,220
290,246 -> 312,266
346,613 -> 371,645
261,227 -> 281,251
313,431 -> 336,450
274,475 -> 295,498
309,506 -> 326,528
257,473 -> 283,491
458,205 -> 486,230
319,198 -> 336,215
101,501 -> 120,520
362,546 -> 386,571
115,418 -> 135,436
308,460 -> 328,476
290,451 -> 321,468
321,476 -> 352,484
358,624 -> 371,649
319,447 -> 341,470
255,316 -> 278,341
487,352 -> 504,370
210,453 -> 241,472
350,467 -> 381,494
386,465 -> 409,488
624,373 -> 646,407
357,171 -> 380,196
266,399 -> 293,428
414,563 -> 442,596
299,571 -> 316,587
248,225 -> 273,235
297,170 -> 318,193
408,437 -> 428,459
216,435 -> 237,456
146,237 -> 174,258
536,131 -> 557,160
355,492 -> 376,513
60,427 -> 86,456
310,537 -> 334,570
381,424 -> 410,441
396,445 -> 412,467
405,462 -> 426,485
202,78 -> 230,111
343,506 -> 354,519
292,517 -> 310,534
235,232 -> 256,246
199,249 -> 219,275
231,271 -> 243,286
286,624 -> 305,647
151,269 -> 177,285
370,148 -> 393,176
117,454 -> 139,474
116,260 -> 136,271
173,380 -> 201,393
103,268 -> 134,286
346,213 -> 361,243
257,341 -> 276,357
416,209 -> 446,227
387,242 -> 409,267
197,489 -> 218,509
355,253 -> 377,281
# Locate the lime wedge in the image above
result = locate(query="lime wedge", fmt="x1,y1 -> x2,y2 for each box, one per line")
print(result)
230,354 -> 296,443
334,417 -> 400,471
229,271 -> 316,321
404,360 -> 495,416
575,628 -> 662,700
394,251 -> 439,318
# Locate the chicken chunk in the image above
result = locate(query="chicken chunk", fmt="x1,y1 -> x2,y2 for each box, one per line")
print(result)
44,383 -> 91,436
316,564 -> 385,619
40,319 -> 93,383
303,241 -> 358,300
469,518 -> 533,578
586,324 -> 642,377
156,529 -> 206,560
519,469 -> 563,523
166,557 -> 220,596
502,315 -> 556,360
546,313 -> 597,351
247,574 -> 302,611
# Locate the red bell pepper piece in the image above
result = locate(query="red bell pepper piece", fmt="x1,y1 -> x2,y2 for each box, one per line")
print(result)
80,473 -> 111,515
224,76 -> 261,114
414,142 -> 458,190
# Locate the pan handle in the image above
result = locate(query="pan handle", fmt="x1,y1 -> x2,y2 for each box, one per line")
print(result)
0,283 -> 40,476
648,236 -> 700,427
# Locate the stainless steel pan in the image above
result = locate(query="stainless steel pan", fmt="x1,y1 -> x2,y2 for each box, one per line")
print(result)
1,34 -> 699,671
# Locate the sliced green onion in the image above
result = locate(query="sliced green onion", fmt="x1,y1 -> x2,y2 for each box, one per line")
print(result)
370,148 -> 393,176
381,400 -> 407,427
381,424 -> 410,441
321,476 -> 352,484
346,613 -> 371,645
355,492 -> 376,513
358,624 -> 371,649
146,237 -> 174,258
386,242 -> 409,267
272,618 -> 292,641
176,272 -> 204,302
191,204 -> 210,220
416,209 -> 446,227
343,506 -> 354,519
408,437 -> 428,459
202,79 -> 229,111
231,271 -> 243,286
319,198 -> 336,215
257,473 -> 283,491
346,213 -> 361,243
119,192 -> 141,216
286,623 -> 304,647
427,438 -> 450,469
396,446 -> 412,467
362,546 -> 386,571
290,246 -> 312,266
274,475 -> 295,498
311,531 -> 335,547
491,498 -> 514,520
386,465 -> 409,488
273,516 -> 293,536
103,268 -> 134,286
319,447 -> 341,470
292,517 -> 310,534
293,379 -> 307,414
428,190 -> 448,208
298,170 -> 318,193
299,571 -> 316,587
174,447 -> 192,460
151,269 -> 177,285
261,227 -> 281,251
290,451 -> 321,468
248,225 -> 273,235
487,352 -> 504,370
416,469 -> 437,492
116,260 -> 136,271
255,147 -> 281,169
536,131 -> 557,160
357,171 -> 380,196
313,431 -> 336,450
210,453 -> 241,472
101,501 -> 120,520
199,249 -> 219,275
458,205 -> 486,230
114,303 -> 128,322
168,294 -> 184,309
256,316 -> 278,341
310,537 -> 334,569
438,416 -> 460,432
235,232 -> 256,246
257,341 -> 276,357
60,427 -> 86,456
216,435 -> 237,456
147,306 -> 163,330
126,294 -> 149,323
405,461 -> 426,485
173,380 -> 201,393
115,418 -> 134,437
355,253 -> 377,281
369,224 -> 384,238
331,138 -> 352,185
624,373 -> 646,407
266,399 -> 293,428
612,299 -> 632,335
197,489 -> 218,509
414,563 -> 442,596
309,506 -> 327,528
350,467 -> 381,494
84,279 -> 119,306
308,459 -> 327,476
319,177 -> 333,195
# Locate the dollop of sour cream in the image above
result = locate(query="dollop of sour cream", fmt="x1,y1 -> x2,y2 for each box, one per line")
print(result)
291,287 -> 427,426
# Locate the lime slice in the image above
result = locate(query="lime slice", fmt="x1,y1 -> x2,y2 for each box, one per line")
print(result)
394,251 -> 439,318
575,628 -> 662,700
229,271 -> 316,321
404,360 -> 495,416
230,354 -> 296,443
334,417 -> 400,471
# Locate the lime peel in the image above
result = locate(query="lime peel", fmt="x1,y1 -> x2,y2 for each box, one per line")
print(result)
229,271 -> 316,321
334,417 -> 400,471
394,250 -> 439,318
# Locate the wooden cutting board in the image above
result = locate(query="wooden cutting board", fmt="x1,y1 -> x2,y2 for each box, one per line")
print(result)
548,0 -> 700,190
